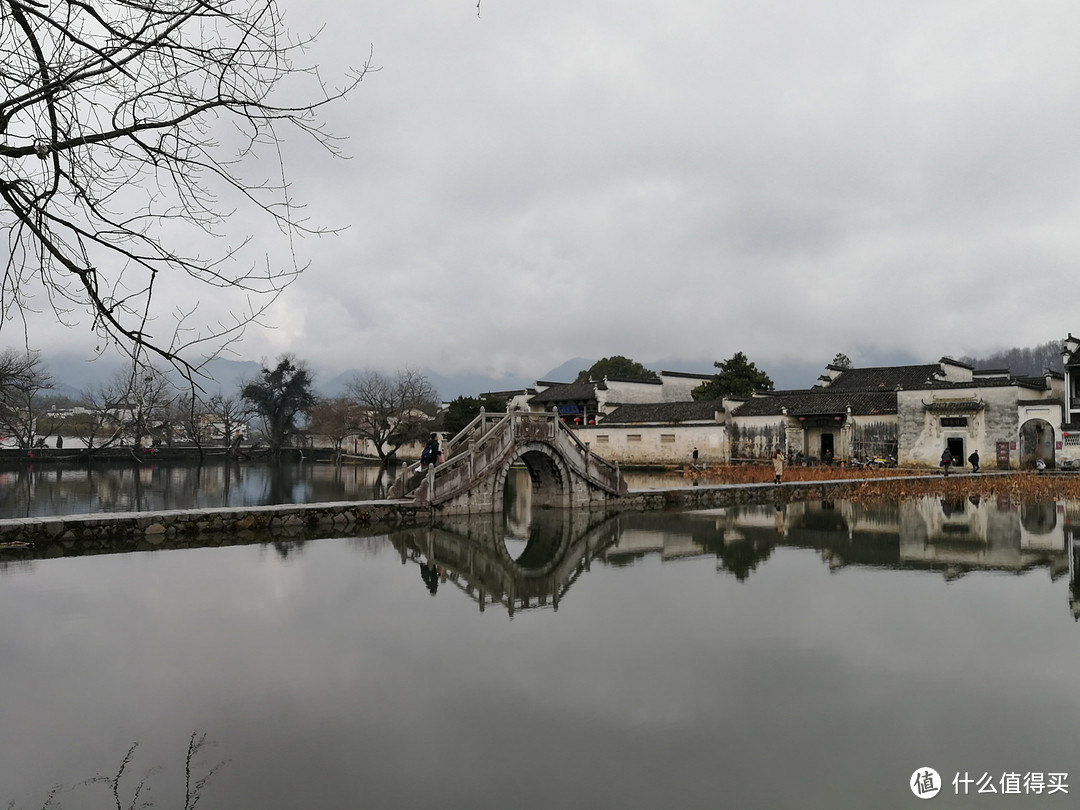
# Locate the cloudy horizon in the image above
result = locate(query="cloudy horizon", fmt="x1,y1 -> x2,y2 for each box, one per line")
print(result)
8,1 -> 1080,385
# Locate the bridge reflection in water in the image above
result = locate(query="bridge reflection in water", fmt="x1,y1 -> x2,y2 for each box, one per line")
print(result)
5,467 -> 1080,619
383,470 -> 1080,620
390,510 -> 621,616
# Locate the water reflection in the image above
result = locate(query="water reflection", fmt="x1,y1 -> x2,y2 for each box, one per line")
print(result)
4,466 -> 1080,620
614,498 -> 1070,578
0,460 -> 396,518
5,491 -> 1080,809
0,464 -> 675,519
391,511 -> 621,616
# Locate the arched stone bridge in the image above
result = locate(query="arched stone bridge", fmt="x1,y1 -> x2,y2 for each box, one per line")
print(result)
393,411 -> 627,515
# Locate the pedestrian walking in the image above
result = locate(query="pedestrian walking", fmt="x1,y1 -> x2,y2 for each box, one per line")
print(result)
940,447 -> 953,476
773,448 -> 784,484
968,449 -> 979,473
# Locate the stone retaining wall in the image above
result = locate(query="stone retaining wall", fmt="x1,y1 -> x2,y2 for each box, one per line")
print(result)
0,499 -> 424,553
0,477 -> 934,557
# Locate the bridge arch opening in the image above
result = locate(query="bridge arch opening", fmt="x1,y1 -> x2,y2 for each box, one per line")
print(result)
494,442 -> 573,511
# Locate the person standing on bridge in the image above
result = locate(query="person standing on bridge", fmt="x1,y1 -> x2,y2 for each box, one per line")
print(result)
773,448 -> 784,484
421,433 -> 441,468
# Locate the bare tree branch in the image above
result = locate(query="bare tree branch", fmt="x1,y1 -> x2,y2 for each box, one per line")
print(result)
0,0 -> 369,380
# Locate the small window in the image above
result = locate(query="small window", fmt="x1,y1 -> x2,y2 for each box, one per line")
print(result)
1065,435 -> 1080,447
660,434 -> 676,443
941,417 -> 968,427
627,434 -> 642,442
596,435 -> 609,443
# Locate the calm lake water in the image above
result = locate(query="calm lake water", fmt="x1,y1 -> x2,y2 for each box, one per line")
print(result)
0,460 -> 687,519
0,460 -> 401,518
1,481 -> 1079,809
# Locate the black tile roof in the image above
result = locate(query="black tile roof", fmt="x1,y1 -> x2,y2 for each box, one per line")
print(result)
600,401 -> 723,424
821,364 -> 946,391
603,375 -> 662,385
528,381 -> 601,405
659,370 -> 713,380
732,390 -> 898,417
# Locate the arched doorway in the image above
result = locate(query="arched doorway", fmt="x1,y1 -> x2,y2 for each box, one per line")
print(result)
1020,419 -> 1056,469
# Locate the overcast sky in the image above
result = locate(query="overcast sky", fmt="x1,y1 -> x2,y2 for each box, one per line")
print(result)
20,0 -> 1080,386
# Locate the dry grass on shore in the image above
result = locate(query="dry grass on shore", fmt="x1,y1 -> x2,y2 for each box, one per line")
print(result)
684,464 -> 1080,502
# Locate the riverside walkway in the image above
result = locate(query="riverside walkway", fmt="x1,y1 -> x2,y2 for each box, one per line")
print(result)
0,472 -> 1007,552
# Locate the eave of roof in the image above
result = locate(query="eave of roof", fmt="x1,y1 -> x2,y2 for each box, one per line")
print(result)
600,400 -> 723,424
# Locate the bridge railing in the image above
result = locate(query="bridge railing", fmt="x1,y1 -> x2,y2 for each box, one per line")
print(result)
551,419 -> 625,494
417,410 -> 624,506
420,411 -> 520,505
443,409 -> 508,460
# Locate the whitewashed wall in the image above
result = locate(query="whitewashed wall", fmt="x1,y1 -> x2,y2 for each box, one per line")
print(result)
573,423 -> 729,466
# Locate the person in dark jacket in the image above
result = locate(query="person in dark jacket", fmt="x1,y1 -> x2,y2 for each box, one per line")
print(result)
421,433 -> 440,468
968,449 -> 980,473
940,448 -> 953,476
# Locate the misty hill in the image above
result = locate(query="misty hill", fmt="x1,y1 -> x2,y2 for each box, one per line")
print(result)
960,340 -> 1063,377
41,342 -> 1067,406
45,355 -> 264,400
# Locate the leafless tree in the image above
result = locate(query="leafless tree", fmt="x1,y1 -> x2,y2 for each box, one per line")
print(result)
166,392 -> 206,448
0,346 -> 52,447
129,367 -> 177,446
78,365 -> 174,450
346,368 -> 438,465
0,0 -> 368,375
207,393 -> 248,452
307,396 -> 355,463
75,378 -> 125,450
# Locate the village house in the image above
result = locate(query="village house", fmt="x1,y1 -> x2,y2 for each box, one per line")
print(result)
557,345 -> 1074,469
572,400 -> 727,466
1059,334 -> 1080,466
729,357 -> 1065,470
522,371 -> 712,425
466,339 -> 1079,470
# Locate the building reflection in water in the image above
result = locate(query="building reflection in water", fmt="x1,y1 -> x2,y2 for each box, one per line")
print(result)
5,462 -> 1080,620
385,467 -> 1080,621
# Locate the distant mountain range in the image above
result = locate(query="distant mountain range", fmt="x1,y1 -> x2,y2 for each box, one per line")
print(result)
41,341 -> 1064,403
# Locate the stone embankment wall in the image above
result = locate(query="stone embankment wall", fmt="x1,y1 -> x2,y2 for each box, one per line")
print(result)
0,477 -> 914,556
0,500 -> 423,553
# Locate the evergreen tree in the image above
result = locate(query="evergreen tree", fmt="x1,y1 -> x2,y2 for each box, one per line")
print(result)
575,356 -> 659,383
691,352 -> 774,401
444,394 -> 509,436
240,356 -> 317,455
